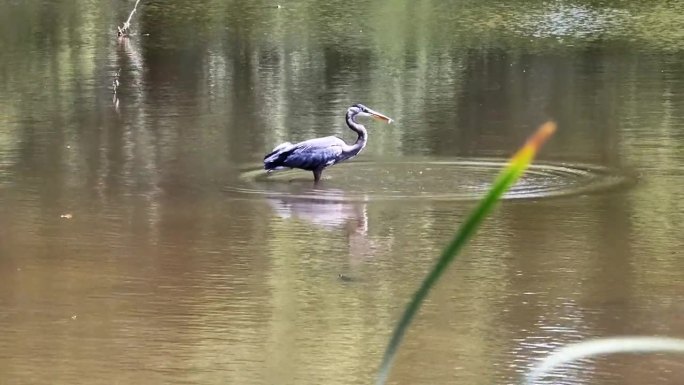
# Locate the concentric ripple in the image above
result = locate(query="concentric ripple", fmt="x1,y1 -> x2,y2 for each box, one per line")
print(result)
229,158 -> 632,202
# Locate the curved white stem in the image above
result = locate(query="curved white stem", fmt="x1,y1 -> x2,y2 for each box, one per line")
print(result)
525,336 -> 684,385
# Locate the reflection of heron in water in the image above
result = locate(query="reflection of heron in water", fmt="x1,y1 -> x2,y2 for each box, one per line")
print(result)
265,188 -> 382,263
263,104 -> 393,183
266,192 -> 368,233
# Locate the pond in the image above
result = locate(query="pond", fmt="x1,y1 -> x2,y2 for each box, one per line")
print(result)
1,1 -> 683,384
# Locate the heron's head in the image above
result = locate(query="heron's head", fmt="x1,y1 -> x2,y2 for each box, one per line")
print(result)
349,104 -> 393,124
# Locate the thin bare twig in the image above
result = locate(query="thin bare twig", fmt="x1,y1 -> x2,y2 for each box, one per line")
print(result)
117,0 -> 142,37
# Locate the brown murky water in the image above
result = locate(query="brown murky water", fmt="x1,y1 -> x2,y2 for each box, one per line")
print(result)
1,1 -> 684,384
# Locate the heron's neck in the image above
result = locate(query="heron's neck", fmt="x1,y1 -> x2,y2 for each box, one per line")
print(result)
345,112 -> 368,154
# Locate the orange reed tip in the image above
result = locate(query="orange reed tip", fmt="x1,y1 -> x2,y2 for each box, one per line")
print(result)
527,121 -> 557,150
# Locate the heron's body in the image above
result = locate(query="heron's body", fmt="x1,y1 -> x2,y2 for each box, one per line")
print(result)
263,104 -> 392,182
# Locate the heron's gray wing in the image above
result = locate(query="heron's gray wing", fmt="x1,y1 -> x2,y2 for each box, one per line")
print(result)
281,136 -> 345,170
293,136 -> 345,149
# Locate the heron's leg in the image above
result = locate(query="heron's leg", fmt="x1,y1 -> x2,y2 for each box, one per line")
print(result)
313,168 -> 323,183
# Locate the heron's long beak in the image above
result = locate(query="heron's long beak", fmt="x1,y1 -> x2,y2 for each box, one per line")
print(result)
368,109 -> 393,124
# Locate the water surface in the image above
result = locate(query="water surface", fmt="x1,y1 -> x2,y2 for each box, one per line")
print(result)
1,1 -> 684,384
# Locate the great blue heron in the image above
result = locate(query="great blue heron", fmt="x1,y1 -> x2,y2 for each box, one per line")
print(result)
263,104 -> 393,183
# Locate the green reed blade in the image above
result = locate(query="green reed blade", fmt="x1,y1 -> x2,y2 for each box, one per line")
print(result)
375,122 -> 556,385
